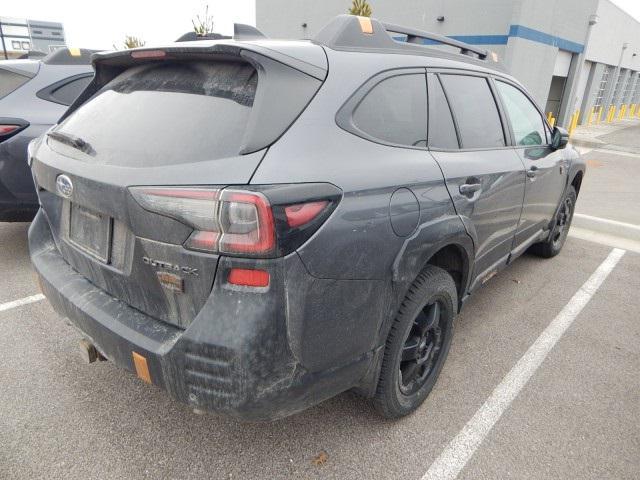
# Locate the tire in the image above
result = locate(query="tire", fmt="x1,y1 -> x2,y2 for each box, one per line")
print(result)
529,185 -> 577,258
373,265 -> 457,418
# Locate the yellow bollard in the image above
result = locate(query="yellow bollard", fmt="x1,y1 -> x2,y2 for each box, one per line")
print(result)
587,106 -> 594,125
618,104 -> 626,120
596,106 -> 603,124
549,115 -> 556,127
546,112 -> 553,124
568,111 -> 577,136
629,104 -> 636,118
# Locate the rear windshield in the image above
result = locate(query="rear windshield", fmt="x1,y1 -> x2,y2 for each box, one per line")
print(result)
0,68 -> 31,99
54,61 -> 257,167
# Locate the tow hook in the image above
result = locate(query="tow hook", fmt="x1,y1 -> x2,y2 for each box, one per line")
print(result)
79,339 -> 107,363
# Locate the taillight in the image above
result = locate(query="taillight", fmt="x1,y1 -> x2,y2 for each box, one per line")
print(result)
0,125 -> 20,135
130,184 -> 341,257
0,118 -> 29,143
218,190 -> 276,255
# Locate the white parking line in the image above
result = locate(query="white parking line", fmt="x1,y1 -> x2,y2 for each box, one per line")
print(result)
0,294 -> 45,313
421,247 -> 626,480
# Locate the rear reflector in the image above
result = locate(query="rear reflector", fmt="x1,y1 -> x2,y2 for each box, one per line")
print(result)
228,268 -> 270,287
132,351 -> 152,383
131,49 -> 166,59
284,201 -> 329,228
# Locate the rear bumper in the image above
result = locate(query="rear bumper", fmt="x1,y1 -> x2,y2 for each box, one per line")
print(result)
0,131 -> 39,221
29,210 -> 375,421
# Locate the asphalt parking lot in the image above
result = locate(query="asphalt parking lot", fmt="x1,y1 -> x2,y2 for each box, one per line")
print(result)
2,127 -> 640,479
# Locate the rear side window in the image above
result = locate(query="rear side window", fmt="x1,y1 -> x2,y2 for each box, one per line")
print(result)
0,69 -> 31,99
495,81 -> 547,146
352,74 -> 428,147
48,75 -> 92,106
439,74 -> 505,149
428,75 -> 459,149
55,61 -> 258,167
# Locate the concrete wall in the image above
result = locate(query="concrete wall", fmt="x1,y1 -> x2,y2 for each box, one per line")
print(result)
586,0 -> 640,70
256,0 -> 516,42
255,0 -> 640,125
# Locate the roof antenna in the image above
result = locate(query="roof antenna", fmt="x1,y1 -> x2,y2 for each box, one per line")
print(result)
234,23 -> 267,40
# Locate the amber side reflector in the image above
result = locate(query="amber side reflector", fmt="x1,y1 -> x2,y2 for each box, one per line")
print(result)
357,16 -> 373,34
132,351 -> 152,384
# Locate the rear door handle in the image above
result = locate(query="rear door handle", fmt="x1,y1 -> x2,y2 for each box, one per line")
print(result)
459,183 -> 482,195
527,165 -> 538,178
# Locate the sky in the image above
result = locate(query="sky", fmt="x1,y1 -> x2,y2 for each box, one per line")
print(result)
2,0 -> 256,50
2,0 -> 639,50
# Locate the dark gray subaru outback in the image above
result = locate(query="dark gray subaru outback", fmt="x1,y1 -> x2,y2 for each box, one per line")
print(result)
28,15 -> 585,420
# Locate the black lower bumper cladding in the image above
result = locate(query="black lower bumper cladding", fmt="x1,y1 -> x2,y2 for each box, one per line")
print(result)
29,210 -> 370,420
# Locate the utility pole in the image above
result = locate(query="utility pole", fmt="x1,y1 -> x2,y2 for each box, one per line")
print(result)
0,19 -> 8,60
559,14 -> 598,127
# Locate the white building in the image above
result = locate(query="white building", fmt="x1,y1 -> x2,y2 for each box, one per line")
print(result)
256,0 -> 640,127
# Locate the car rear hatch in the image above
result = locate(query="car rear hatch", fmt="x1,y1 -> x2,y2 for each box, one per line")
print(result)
30,41 -> 326,329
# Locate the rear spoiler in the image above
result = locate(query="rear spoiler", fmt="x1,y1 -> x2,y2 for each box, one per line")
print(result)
59,40 -> 327,125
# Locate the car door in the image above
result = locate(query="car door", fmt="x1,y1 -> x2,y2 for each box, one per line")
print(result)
427,72 -> 526,291
493,79 -> 568,252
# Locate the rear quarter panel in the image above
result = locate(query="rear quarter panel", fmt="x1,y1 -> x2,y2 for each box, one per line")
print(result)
251,49 -> 473,368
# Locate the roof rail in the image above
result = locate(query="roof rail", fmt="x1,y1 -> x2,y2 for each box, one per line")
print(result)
381,22 -> 487,60
314,15 -> 488,61
175,23 -> 267,43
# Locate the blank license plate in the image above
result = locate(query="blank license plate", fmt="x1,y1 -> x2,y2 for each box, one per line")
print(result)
69,203 -> 112,263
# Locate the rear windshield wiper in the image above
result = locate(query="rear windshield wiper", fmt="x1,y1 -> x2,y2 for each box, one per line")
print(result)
47,131 -> 95,155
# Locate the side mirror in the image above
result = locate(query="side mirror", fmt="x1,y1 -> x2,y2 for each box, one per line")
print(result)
551,126 -> 569,150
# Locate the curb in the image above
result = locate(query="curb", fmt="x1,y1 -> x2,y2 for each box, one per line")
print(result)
572,213 -> 640,242
569,138 -> 606,150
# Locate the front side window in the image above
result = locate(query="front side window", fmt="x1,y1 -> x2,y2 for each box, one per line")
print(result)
496,81 -> 547,146
439,74 -> 505,149
352,73 -> 428,147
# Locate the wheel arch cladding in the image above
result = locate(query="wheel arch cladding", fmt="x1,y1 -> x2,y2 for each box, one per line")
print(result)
425,243 -> 469,302
391,215 -> 473,303
353,232 -> 472,398
571,170 -> 584,196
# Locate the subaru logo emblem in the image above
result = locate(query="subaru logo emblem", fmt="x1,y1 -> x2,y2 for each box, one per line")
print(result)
56,174 -> 73,198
